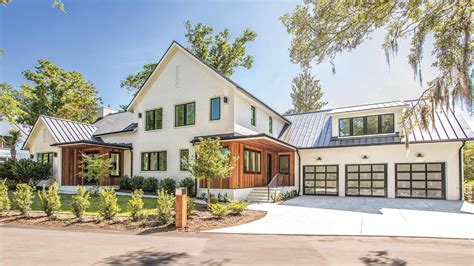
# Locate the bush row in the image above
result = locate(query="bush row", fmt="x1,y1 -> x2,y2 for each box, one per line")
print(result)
0,159 -> 51,186
120,176 -> 196,196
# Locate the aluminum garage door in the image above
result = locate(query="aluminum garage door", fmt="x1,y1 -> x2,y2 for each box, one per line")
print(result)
346,164 -> 387,197
303,165 -> 338,195
395,163 -> 445,199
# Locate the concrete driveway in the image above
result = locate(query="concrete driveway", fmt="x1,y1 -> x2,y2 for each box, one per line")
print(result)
210,196 -> 474,239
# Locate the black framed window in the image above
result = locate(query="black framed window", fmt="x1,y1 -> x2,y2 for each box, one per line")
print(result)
345,164 -> 387,197
210,97 -> 221,121
269,116 -> 273,134
109,152 -> 120,177
175,102 -> 195,127
37,152 -> 53,165
395,163 -> 445,199
339,118 -> 350,137
180,149 -> 189,171
145,108 -> 163,131
243,149 -> 261,173
366,115 -> 379,135
381,114 -> 395,134
279,155 -> 289,174
250,106 -> 256,126
303,165 -> 338,195
352,117 -> 364,136
338,113 -> 395,137
141,151 -> 167,171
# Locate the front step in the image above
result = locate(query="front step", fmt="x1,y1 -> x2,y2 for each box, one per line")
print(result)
246,187 -> 276,202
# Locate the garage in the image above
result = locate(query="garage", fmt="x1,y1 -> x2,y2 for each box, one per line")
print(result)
345,164 -> 387,197
303,165 -> 338,195
395,163 -> 445,199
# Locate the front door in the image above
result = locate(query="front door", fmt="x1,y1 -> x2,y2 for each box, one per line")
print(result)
267,154 -> 272,184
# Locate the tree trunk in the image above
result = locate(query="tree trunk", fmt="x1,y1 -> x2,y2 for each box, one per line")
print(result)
207,179 -> 211,205
10,145 -> 17,161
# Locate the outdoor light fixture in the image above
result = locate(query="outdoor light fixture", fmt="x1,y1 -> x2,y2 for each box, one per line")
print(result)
316,157 -> 322,161
223,96 -> 228,103
416,153 -> 424,158
362,155 -> 368,159
138,112 -> 142,118
53,152 -> 58,157
30,154 -> 34,159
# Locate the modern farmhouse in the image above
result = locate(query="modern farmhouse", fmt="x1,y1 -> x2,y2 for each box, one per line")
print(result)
23,41 -> 474,201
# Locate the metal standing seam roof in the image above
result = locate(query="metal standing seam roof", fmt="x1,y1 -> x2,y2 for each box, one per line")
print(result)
279,100 -> 474,149
93,111 -> 137,136
328,100 -> 408,115
41,116 -> 98,143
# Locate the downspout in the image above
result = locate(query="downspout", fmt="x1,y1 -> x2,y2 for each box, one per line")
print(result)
459,141 -> 466,200
296,149 -> 301,195
130,149 -> 133,177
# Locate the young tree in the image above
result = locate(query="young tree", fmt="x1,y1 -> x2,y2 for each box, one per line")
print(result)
121,21 -> 257,94
17,60 -> 101,125
465,142 -> 474,182
8,129 -> 21,161
186,138 -> 238,204
281,0 -> 472,147
0,83 -> 24,123
286,68 -> 327,114
78,154 -> 112,188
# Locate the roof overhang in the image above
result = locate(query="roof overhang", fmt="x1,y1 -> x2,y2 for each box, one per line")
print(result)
328,101 -> 409,115
191,133 -> 296,151
51,140 -> 133,150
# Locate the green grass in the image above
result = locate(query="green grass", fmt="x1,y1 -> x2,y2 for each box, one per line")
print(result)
8,192 -> 157,216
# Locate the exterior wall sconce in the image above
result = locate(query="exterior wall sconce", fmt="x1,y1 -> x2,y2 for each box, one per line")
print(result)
53,152 -> 58,157
362,155 -> 368,159
30,154 -> 34,159
316,157 -> 322,161
138,112 -> 142,118
416,153 -> 424,158
223,96 -> 228,103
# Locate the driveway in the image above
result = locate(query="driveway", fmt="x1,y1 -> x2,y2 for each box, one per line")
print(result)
210,196 -> 474,239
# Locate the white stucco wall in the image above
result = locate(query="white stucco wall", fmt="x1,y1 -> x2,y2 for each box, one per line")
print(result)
298,141 -> 463,200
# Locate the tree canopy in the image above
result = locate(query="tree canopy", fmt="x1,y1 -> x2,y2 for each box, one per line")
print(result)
0,82 -> 24,123
17,60 -> 101,125
281,0 -> 472,146
121,21 -> 257,94
286,68 -> 327,114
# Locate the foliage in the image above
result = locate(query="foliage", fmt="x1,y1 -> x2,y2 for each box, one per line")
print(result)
0,159 -> 15,180
143,177 -> 159,194
128,189 -> 146,221
285,68 -> 327,114
13,183 -> 34,215
209,197 -> 219,204
271,190 -> 298,203
16,60 -> 101,125
71,186 -> 91,219
281,0 -> 472,148
0,179 -> 11,211
97,188 -> 120,220
7,129 -> 21,160
465,141 -> 474,182
178,177 -> 196,197
208,203 -> 229,219
0,83 -> 24,123
37,182 -> 61,217
129,176 -> 144,191
159,177 -> 176,195
121,21 -> 256,94
119,175 -> 131,190
12,159 -> 51,185
186,137 -> 238,204
186,197 -> 196,217
78,154 -> 112,186
156,188 -> 175,224
228,200 -> 248,215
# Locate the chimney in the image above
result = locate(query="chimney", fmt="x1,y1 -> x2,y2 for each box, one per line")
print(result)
98,106 -> 118,119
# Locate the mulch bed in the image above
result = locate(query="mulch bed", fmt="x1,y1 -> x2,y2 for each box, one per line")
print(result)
0,204 -> 266,234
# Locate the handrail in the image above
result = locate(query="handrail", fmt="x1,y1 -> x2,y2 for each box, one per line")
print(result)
267,173 -> 284,201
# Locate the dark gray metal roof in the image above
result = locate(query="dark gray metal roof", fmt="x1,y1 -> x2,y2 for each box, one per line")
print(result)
279,100 -> 474,149
41,116 -> 97,144
51,139 -> 132,149
93,112 -> 136,136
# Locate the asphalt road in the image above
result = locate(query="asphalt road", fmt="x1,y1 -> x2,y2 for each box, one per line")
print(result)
0,225 -> 473,265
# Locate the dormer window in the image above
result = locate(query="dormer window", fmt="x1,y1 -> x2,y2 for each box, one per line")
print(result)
339,114 -> 394,137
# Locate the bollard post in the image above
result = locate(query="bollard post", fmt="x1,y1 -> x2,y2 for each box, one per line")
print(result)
175,187 -> 187,229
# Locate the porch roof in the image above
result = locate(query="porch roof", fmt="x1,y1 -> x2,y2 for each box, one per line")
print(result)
51,140 -> 132,149
191,133 -> 296,151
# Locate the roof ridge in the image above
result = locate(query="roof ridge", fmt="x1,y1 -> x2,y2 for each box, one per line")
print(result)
40,115 -> 98,128
283,109 -> 332,116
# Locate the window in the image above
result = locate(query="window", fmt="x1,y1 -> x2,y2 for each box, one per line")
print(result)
210,97 -> 221,120
145,108 -> 163,131
338,114 -> 395,137
180,149 -> 189,171
250,106 -> 256,126
243,149 -> 261,173
175,102 -> 195,127
269,116 -> 273,134
110,152 -> 120,177
37,153 -> 53,164
141,151 -> 167,171
279,155 -> 290,174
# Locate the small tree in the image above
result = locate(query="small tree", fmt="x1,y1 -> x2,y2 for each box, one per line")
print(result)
97,187 -> 120,220
78,153 -> 112,189
13,183 -> 34,215
156,188 -> 174,224
37,182 -> 61,217
128,189 -> 145,221
71,186 -> 90,219
12,159 -> 51,185
186,138 -> 237,205
0,179 -> 11,211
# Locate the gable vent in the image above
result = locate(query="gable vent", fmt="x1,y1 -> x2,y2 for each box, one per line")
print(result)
175,65 -> 181,88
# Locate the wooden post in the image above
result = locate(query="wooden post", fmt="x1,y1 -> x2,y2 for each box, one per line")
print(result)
175,187 -> 187,229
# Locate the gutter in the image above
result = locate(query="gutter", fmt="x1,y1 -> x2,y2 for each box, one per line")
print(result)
296,149 -> 301,195
130,149 -> 134,177
459,141 -> 466,200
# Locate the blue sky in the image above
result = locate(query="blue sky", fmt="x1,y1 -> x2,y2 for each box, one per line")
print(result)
0,0 -> 437,113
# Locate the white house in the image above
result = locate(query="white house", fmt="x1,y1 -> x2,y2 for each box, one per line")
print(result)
23,41 -> 474,201
0,114 -> 31,163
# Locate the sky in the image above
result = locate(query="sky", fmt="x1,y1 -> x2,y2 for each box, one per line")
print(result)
0,0 -> 438,113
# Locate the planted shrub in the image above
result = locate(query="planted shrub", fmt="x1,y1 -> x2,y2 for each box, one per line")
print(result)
98,188 -> 120,220
187,197 -> 196,217
119,175 -> 131,190
143,177 -> 159,194
159,178 -> 176,195
38,182 -> 61,217
209,197 -> 219,204
178,177 -> 195,197
128,189 -> 146,221
156,188 -> 174,224
130,176 -> 144,191
0,179 -> 11,211
12,159 -> 51,185
71,186 -> 91,219
209,203 -> 229,219
13,183 -> 34,215
0,159 -> 15,180
228,200 -> 248,215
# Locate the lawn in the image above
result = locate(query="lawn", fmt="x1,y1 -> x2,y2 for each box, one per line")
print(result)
7,192 -> 158,216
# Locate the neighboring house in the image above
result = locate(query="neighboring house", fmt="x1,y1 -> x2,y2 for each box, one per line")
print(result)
0,114 -> 32,163
23,41 -> 474,201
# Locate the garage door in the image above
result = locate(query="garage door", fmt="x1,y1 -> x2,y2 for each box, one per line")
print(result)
395,163 -> 445,199
346,164 -> 387,197
303,165 -> 338,195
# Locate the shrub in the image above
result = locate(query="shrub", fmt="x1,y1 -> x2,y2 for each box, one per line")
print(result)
71,186 -> 91,219
187,197 -> 196,217
97,188 -> 120,220
178,177 -> 195,197
271,192 -> 283,203
38,182 -> 61,217
0,179 -> 10,211
78,154 -> 112,186
209,203 -> 229,219
13,183 -> 34,215
143,177 -> 159,194
159,178 -> 176,195
0,159 -> 15,180
130,176 -> 144,191
12,159 -> 51,185
156,188 -> 174,224
128,189 -> 146,221
209,197 -> 219,204
228,200 -> 248,215
119,175 -> 131,190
